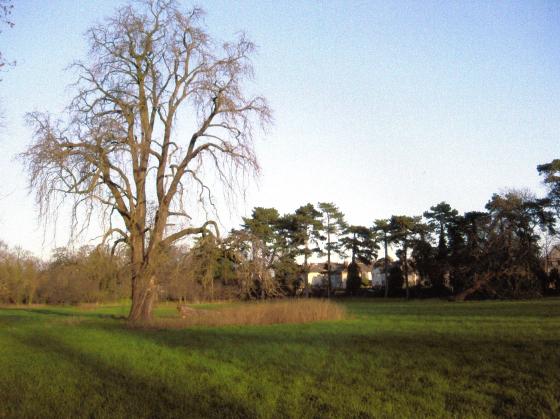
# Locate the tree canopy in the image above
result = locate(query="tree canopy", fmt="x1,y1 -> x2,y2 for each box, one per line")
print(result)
21,0 -> 271,321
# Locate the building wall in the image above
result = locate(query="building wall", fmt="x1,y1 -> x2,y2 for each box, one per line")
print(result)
307,272 -> 324,287
308,269 -> 372,289
546,248 -> 560,273
372,268 -> 386,287
372,267 -> 420,288
306,272 -> 343,288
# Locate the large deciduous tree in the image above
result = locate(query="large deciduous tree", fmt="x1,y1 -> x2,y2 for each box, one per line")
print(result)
0,0 -> 14,130
21,0 -> 271,321
0,0 -> 13,75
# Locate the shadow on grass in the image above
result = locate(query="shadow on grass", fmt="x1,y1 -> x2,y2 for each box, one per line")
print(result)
342,298 -> 560,319
7,331 -> 254,419
84,319 -> 560,418
3,302 -> 560,418
96,318 -> 559,355
7,309 -> 560,417
16,308 -> 127,320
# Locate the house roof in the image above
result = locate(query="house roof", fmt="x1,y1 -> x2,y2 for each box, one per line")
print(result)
307,262 -> 345,273
306,262 -> 372,273
549,245 -> 560,259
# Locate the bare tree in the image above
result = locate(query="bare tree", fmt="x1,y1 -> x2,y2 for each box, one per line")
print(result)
0,0 -> 14,129
21,0 -> 271,321
0,0 -> 14,75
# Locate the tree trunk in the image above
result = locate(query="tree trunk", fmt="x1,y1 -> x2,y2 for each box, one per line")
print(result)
453,273 -> 490,301
128,256 -> 149,319
303,245 -> 310,298
327,231 -> 331,298
384,236 -> 389,298
327,251 -> 331,298
404,244 -> 409,300
128,240 -> 157,322
128,273 -> 157,322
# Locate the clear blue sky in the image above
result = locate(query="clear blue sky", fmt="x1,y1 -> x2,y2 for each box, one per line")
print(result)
1,0 -> 559,257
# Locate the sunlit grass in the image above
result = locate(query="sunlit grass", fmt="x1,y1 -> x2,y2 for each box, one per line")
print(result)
0,298 -> 559,418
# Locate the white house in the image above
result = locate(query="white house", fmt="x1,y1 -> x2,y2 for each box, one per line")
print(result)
305,262 -> 372,289
371,258 -> 420,288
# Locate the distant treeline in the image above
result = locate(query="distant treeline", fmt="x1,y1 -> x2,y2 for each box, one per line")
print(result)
2,162 -> 560,304
217,188 -> 560,301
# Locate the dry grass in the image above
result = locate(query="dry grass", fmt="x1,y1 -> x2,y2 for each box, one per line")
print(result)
151,299 -> 346,328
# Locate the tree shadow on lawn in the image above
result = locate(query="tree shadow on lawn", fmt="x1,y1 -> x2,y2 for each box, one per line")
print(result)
345,299 -> 560,319
5,315 -> 558,419
15,308 -> 126,320
107,319 -> 560,354
0,313 -> 38,326
5,306 -> 559,417
8,332 -> 254,419
77,319 -> 560,418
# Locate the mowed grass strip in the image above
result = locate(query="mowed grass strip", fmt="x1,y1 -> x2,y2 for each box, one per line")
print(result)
0,299 -> 559,418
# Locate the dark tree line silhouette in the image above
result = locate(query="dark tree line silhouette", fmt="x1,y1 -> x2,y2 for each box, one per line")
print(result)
216,160 -> 560,300
2,160 -> 560,304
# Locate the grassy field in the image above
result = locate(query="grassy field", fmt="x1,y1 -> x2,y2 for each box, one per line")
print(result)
0,299 -> 559,418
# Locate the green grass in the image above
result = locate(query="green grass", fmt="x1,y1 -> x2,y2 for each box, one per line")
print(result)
1,299 -> 559,418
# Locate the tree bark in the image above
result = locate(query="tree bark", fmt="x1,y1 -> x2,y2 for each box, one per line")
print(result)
127,238 -> 158,322
129,272 -> 157,322
453,273 -> 490,301
404,243 -> 409,300
303,243 -> 310,298
327,231 -> 331,298
383,236 -> 389,298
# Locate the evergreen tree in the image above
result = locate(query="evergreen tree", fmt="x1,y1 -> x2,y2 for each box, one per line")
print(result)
424,202 -> 459,258
293,203 -> 323,295
389,215 -> 422,299
373,219 -> 392,297
341,225 -> 378,295
317,202 -> 347,297
341,225 -> 378,265
537,159 -> 560,215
